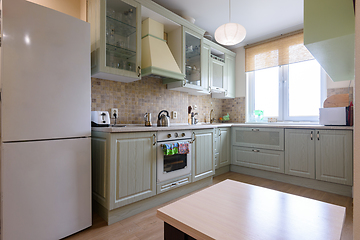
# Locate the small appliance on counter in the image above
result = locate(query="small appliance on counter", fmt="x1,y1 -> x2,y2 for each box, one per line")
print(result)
319,107 -> 352,126
319,94 -> 353,126
91,111 -> 110,127
144,112 -> 152,126
157,110 -> 170,127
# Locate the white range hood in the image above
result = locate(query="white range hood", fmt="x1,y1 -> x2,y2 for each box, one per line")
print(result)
141,18 -> 185,81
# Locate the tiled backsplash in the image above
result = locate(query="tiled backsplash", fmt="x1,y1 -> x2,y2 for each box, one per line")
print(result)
92,77 -> 349,125
91,77 -> 245,125
327,87 -> 353,104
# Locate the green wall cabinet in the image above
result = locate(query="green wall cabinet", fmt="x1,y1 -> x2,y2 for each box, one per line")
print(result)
88,0 -> 142,82
304,0 -> 355,81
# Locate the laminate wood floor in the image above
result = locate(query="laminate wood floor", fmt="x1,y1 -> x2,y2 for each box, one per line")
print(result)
64,172 -> 353,240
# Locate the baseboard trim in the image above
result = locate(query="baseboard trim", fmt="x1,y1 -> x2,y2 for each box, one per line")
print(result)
230,165 -> 353,197
214,165 -> 230,176
93,177 -> 213,225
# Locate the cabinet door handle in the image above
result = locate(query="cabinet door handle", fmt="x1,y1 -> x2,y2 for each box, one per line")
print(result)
190,132 -> 196,143
252,128 -> 259,132
137,66 -> 141,77
310,131 -> 313,140
317,131 -> 320,141
153,134 -> 156,145
252,149 -> 260,152
219,131 -> 222,137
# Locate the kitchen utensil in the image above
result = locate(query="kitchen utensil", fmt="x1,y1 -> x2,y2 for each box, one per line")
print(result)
157,110 -> 170,127
144,112 -> 152,127
91,111 -> 110,127
188,106 -> 192,114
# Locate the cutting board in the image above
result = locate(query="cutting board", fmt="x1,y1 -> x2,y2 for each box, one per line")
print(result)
323,94 -> 349,108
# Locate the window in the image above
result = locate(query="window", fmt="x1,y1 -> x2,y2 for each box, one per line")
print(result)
246,60 -> 326,122
245,31 -> 326,123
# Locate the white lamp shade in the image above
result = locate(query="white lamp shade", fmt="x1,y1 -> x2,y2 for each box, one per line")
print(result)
214,23 -> 246,46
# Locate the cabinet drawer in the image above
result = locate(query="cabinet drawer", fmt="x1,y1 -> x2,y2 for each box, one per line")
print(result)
232,127 -> 284,150
232,146 -> 285,173
157,175 -> 191,194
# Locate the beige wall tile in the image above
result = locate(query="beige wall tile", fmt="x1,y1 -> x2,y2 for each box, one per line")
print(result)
91,77 -> 348,125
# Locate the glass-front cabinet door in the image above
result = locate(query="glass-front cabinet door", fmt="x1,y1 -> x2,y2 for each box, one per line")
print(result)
185,29 -> 201,86
88,0 -> 141,82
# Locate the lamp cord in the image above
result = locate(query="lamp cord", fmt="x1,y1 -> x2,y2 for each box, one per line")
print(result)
229,0 -> 231,22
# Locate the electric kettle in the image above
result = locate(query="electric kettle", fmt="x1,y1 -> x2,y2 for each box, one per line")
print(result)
157,110 -> 170,127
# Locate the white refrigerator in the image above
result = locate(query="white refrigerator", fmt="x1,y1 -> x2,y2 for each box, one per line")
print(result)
1,0 -> 92,239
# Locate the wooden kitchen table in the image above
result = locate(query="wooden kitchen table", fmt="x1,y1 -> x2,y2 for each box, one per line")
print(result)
157,179 -> 346,240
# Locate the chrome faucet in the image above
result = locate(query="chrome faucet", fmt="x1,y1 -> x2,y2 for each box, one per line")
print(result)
210,109 -> 215,124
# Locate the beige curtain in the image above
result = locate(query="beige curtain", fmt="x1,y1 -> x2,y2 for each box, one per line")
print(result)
245,31 -> 314,72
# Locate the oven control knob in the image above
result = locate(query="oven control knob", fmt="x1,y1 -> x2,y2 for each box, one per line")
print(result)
182,133 -> 186,137
167,134 -> 172,138
174,133 -> 179,138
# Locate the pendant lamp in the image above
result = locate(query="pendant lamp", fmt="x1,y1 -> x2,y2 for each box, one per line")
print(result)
214,0 -> 246,46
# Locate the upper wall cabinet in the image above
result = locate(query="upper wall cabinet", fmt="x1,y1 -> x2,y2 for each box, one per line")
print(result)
204,38 -> 236,99
88,0 -> 142,82
304,0 -> 355,82
166,27 -> 210,95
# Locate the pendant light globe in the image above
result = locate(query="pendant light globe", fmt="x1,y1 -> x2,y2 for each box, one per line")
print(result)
214,22 -> 246,46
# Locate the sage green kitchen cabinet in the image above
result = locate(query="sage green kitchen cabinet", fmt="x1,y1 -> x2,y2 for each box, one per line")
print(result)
231,127 -> 285,173
214,128 -> 220,169
203,38 -> 236,99
88,0 -> 142,82
304,0 -> 354,81
315,130 -> 353,185
285,129 -> 315,179
91,131 -> 157,210
231,127 -> 284,151
166,27 -> 209,95
224,54 -> 236,98
232,146 -> 285,173
285,129 -> 353,185
192,129 -> 215,182
218,128 -> 231,168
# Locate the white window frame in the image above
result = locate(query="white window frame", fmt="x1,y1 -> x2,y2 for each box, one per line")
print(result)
246,61 -> 327,123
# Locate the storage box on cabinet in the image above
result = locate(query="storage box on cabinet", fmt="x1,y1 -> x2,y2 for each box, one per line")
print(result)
285,129 -> 353,185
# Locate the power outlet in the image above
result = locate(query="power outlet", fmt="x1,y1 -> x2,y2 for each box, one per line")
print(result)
172,111 -> 177,119
111,108 -> 119,118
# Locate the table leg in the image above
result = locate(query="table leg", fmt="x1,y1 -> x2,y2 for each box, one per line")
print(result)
164,222 -> 196,240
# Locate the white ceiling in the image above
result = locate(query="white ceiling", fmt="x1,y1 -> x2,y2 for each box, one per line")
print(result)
152,0 -> 304,49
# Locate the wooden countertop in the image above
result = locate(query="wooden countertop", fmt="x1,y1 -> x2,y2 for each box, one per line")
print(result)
157,179 -> 346,240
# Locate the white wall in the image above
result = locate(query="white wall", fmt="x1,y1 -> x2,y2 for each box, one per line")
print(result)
326,75 -> 353,89
27,0 -> 87,21
353,0 -> 360,238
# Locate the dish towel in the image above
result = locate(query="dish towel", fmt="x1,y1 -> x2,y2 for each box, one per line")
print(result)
163,143 -> 179,155
178,142 -> 189,154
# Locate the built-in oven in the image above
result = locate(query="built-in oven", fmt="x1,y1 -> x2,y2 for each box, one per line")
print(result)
156,130 -> 193,192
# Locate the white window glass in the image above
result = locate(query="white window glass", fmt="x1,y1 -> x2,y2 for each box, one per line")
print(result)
254,67 -> 279,118
288,60 -> 321,117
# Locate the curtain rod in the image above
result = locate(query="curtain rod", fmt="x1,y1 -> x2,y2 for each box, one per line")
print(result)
244,29 -> 304,49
